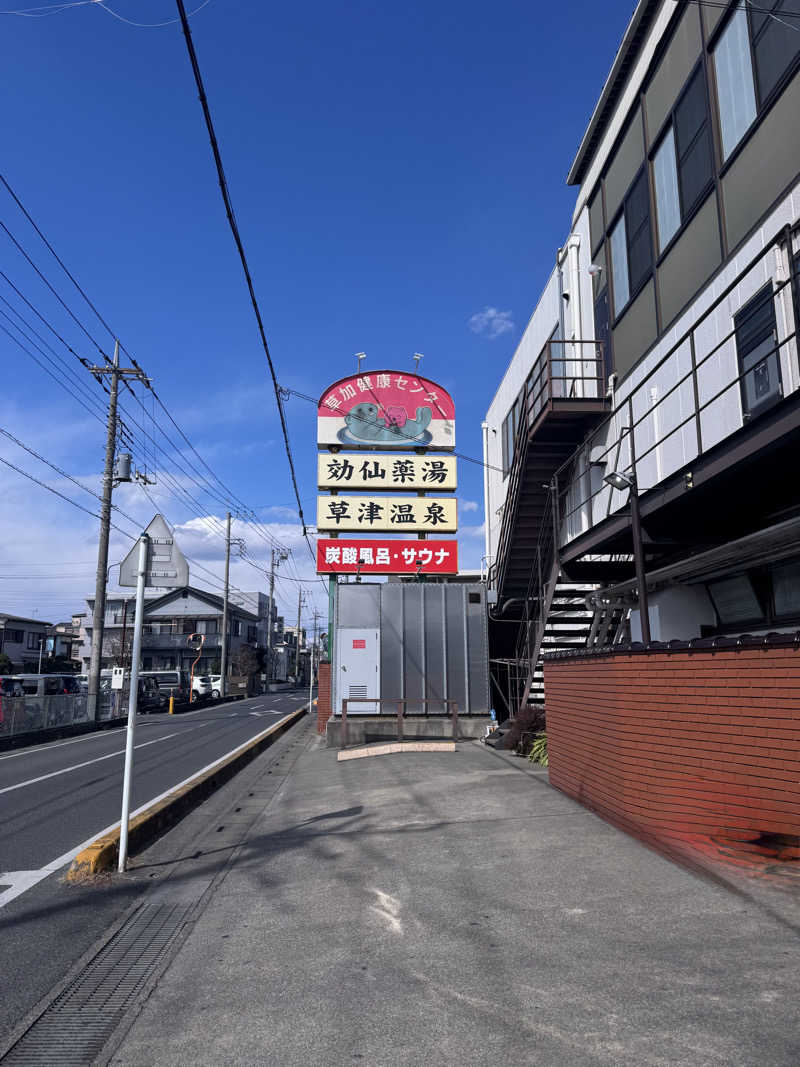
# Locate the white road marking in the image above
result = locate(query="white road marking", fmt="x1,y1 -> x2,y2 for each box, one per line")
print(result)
0,707 -> 304,910
0,729 -> 114,761
0,729 -> 193,796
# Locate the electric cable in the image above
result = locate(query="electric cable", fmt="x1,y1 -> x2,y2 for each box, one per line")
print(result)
173,0 -> 313,565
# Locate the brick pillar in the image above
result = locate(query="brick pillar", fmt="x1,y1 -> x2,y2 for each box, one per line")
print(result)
317,659 -> 332,734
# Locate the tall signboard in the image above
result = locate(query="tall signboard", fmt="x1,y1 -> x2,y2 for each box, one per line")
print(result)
316,369 -> 459,705
317,371 -> 455,450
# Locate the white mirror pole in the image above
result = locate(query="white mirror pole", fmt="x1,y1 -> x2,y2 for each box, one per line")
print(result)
118,532 -> 149,873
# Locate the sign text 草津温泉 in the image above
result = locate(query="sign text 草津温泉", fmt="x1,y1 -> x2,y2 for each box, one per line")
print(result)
316,538 -> 458,574
317,453 -> 456,491
317,370 -> 455,450
316,495 -> 457,533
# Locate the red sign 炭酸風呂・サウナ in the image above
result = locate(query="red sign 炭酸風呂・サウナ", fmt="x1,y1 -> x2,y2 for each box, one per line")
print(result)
317,538 -> 458,574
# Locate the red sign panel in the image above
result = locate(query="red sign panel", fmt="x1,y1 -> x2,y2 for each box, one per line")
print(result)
317,538 -> 458,575
352,639 -> 366,649
317,370 -> 455,450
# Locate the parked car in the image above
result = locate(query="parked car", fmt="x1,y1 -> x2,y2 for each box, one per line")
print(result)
138,675 -> 166,714
0,677 -> 24,698
140,670 -> 190,704
192,675 -> 212,699
15,674 -> 81,697
208,674 -> 223,699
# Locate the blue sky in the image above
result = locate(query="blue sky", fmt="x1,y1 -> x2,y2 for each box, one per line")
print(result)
0,0 -> 630,627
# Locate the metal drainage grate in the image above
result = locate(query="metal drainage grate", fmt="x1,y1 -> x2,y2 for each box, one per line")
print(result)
2,903 -> 194,1065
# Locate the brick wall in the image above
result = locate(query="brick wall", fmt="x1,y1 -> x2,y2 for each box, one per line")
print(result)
544,647 -> 800,866
317,660 -> 332,734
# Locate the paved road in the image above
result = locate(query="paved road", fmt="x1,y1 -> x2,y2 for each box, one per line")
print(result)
0,692 -> 308,890
0,690 -> 308,1047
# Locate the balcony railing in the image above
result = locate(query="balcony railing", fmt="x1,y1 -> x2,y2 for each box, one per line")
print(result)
141,633 -> 222,649
525,339 -> 606,432
556,224 -> 800,548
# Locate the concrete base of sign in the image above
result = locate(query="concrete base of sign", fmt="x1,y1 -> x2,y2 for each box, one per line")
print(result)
325,716 -> 490,748
337,741 -> 456,761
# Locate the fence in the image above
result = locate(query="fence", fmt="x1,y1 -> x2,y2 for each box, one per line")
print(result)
0,690 -> 126,739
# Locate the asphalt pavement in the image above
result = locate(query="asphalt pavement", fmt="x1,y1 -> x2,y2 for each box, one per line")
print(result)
97,732 -> 798,1067
0,690 -> 308,1047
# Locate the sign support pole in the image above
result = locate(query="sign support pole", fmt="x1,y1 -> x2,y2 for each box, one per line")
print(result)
118,533 -> 149,873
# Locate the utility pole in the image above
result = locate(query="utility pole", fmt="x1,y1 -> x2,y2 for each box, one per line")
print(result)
220,511 -> 231,698
266,546 -> 287,684
86,344 -> 149,722
309,609 -> 321,714
294,588 -> 304,683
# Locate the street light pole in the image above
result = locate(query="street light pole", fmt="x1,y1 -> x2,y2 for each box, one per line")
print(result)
266,547 -> 287,684
628,478 -> 651,645
220,512 -> 231,698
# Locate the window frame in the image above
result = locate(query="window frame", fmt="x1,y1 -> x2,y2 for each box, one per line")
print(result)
733,281 -> 784,420
709,0 -> 800,173
607,165 -> 654,323
649,61 -> 716,261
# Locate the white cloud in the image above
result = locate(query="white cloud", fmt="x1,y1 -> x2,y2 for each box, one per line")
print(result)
468,306 -> 514,339
460,499 -> 479,513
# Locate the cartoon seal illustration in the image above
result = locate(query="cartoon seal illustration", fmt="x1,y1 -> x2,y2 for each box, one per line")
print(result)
339,402 -> 433,445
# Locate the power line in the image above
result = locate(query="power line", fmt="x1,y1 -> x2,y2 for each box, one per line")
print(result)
173,0 -> 312,564
0,173 -> 276,542
0,450 -> 137,539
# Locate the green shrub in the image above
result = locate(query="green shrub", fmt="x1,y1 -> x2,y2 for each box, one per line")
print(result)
528,733 -> 548,766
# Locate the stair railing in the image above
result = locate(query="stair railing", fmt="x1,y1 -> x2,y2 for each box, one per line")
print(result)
513,482 -> 562,713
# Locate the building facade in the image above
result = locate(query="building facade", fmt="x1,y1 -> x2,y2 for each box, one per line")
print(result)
485,0 -> 800,716
0,614 -> 52,671
79,587 -> 276,677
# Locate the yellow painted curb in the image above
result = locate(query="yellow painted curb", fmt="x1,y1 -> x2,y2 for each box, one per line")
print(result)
67,705 -> 308,881
337,741 -> 456,761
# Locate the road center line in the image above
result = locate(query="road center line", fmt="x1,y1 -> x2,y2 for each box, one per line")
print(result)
0,729 -> 192,796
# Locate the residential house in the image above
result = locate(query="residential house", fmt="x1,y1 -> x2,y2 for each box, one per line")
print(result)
80,587 -> 278,677
0,614 -> 51,671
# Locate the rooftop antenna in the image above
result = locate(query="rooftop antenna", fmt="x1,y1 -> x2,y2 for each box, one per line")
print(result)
356,352 -> 367,373
413,352 -> 424,372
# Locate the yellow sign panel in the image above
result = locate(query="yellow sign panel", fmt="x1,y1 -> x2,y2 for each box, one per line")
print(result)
317,453 -> 457,491
316,495 -> 457,533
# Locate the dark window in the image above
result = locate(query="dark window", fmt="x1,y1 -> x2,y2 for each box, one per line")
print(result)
26,632 -> 41,650
501,388 -> 526,477
624,170 -> 652,294
734,284 -> 782,419
674,67 -> 713,218
751,0 -> 800,106
609,170 -> 653,315
707,575 -> 764,623
501,411 -> 511,476
247,625 -> 257,642
5,628 -> 24,644
594,287 -> 612,382
773,561 -> 800,617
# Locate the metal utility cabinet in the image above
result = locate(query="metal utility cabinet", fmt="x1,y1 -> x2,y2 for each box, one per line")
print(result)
333,582 -> 489,716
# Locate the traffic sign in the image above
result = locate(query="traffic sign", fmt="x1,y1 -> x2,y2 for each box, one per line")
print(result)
119,514 -> 189,588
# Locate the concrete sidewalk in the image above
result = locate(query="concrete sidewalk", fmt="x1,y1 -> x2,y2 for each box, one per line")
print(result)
110,727 -> 800,1067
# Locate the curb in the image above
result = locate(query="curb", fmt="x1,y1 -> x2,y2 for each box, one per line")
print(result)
66,705 -> 308,881
337,740 -> 455,761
